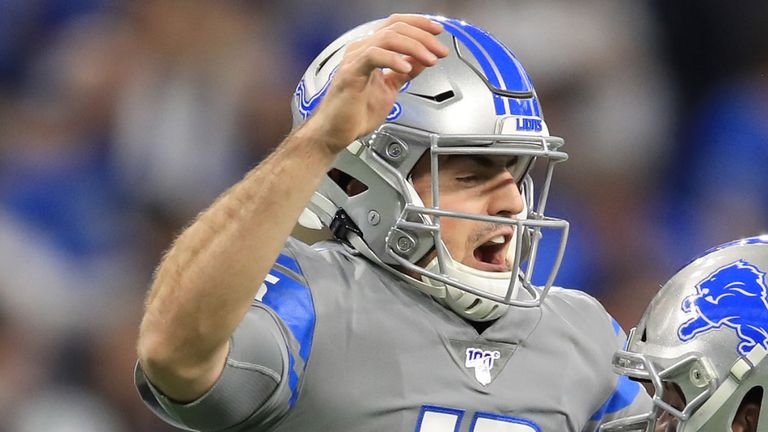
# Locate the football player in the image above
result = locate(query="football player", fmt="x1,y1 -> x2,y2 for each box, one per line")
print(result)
600,236 -> 768,432
135,13 -> 650,431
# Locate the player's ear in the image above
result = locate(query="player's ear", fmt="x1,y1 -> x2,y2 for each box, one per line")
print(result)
731,401 -> 760,432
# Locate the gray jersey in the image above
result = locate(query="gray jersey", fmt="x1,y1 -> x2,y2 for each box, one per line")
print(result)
136,237 -> 651,432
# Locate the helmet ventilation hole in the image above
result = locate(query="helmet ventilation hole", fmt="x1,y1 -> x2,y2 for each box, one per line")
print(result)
406,90 -> 455,103
315,46 -> 343,74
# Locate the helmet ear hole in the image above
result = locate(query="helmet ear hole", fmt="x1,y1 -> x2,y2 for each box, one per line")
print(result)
741,386 -> 763,410
328,168 -> 369,197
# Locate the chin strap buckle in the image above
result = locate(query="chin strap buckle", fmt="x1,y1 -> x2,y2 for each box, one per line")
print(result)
330,209 -> 363,243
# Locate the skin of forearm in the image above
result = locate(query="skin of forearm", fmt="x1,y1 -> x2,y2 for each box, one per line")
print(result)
136,13 -> 446,402
137,119 -> 341,399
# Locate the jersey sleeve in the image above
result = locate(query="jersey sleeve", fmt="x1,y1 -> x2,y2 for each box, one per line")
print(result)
582,311 -> 652,431
134,236 -> 319,431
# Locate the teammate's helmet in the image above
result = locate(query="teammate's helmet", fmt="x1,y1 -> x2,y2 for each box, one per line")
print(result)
292,15 -> 569,321
600,236 -> 768,432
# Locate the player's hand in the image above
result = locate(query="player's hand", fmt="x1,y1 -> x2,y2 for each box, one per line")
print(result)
306,14 -> 449,154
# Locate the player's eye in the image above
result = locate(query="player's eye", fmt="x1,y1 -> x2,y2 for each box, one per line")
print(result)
456,175 -> 479,183
505,156 -> 520,169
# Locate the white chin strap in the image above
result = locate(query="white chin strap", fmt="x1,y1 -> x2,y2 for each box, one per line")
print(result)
421,258 -> 521,322
420,212 -> 527,322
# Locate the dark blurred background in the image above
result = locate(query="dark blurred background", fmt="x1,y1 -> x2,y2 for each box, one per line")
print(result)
0,1 -> 765,430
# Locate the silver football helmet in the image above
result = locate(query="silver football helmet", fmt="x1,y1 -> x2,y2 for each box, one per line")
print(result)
292,15 -> 569,321
600,236 -> 768,431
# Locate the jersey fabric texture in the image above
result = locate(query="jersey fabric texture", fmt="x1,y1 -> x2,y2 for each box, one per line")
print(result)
135,237 -> 651,432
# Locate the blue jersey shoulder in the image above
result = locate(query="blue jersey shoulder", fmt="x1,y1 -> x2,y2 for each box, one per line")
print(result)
257,251 -> 316,407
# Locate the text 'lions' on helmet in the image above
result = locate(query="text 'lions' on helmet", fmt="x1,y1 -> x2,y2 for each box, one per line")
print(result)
292,15 -> 569,321
600,235 -> 768,432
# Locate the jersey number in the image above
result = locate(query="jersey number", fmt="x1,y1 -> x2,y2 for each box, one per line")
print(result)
255,273 -> 280,301
416,405 -> 539,432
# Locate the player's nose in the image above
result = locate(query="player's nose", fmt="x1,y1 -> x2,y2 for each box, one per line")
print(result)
487,171 -> 525,217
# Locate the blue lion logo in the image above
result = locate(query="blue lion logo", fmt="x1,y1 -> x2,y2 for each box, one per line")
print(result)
678,259 -> 768,355
294,72 -> 408,121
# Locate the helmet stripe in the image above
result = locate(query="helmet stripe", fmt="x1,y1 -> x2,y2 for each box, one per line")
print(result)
439,18 -> 507,115
442,18 -> 540,117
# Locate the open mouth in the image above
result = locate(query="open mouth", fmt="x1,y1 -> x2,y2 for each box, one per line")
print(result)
472,234 -> 511,272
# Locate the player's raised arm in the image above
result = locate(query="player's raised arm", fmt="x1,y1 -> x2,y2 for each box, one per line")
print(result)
136,14 -> 448,402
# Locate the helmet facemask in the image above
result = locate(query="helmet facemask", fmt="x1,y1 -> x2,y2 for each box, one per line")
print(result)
301,121 -> 569,321
601,337 -> 768,432
381,124 -> 569,320
599,328 -> 719,432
